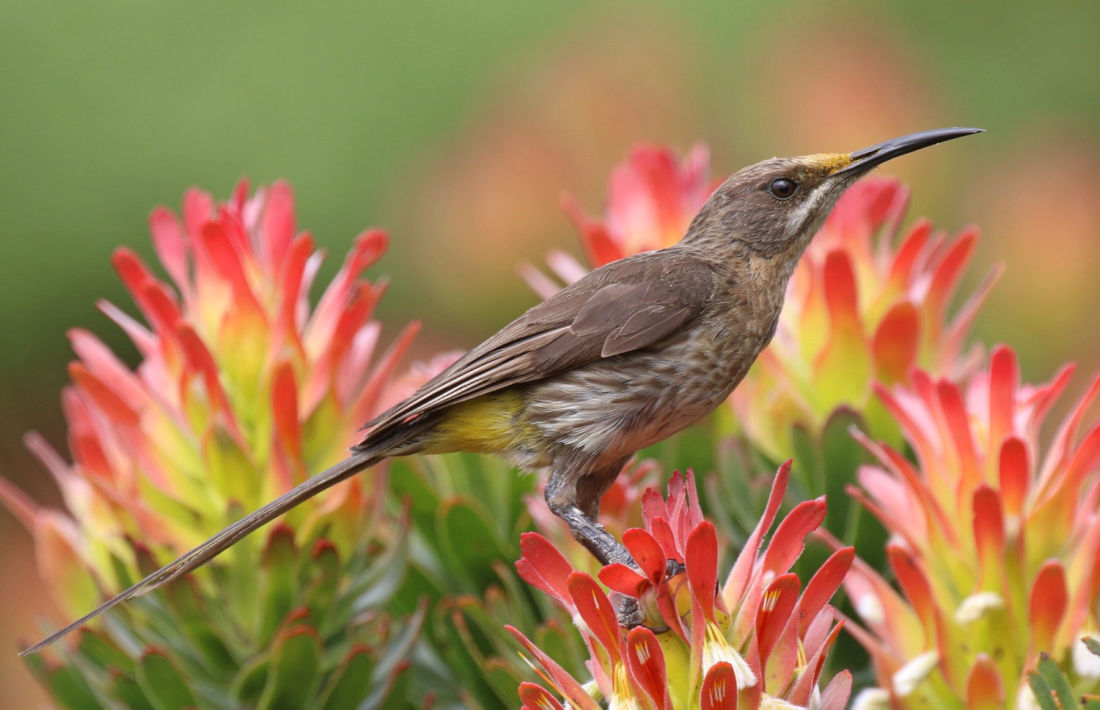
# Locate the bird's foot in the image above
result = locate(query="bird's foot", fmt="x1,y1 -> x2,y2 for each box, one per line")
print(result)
614,594 -> 645,628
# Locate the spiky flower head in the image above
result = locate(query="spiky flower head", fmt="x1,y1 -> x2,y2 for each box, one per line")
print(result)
510,464 -> 854,709
1,180 -> 423,707
840,345 -> 1100,706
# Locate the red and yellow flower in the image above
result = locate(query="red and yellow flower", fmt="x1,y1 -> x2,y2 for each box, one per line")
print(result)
840,346 -> 1100,706
1,180 -> 424,706
511,464 -> 854,709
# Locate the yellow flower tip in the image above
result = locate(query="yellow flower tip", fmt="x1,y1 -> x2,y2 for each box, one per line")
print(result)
850,688 -> 891,710
1074,635 -> 1100,678
703,621 -> 758,689
795,638 -> 808,672
954,591 -> 1004,624
891,650 -> 940,697
610,664 -> 642,710
762,586 -> 781,612
758,695 -> 803,709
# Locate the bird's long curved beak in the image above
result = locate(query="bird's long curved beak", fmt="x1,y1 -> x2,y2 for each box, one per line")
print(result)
832,127 -> 985,176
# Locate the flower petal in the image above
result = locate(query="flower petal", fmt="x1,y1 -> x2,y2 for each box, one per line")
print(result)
506,626 -> 601,710
798,547 -> 854,636
1028,560 -> 1067,658
965,654 -> 1004,710
518,682 -> 566,710
686,521 -> 719,621
755,573 -> 800,669
515,533 -> 576,609
700,662 -> 739,710
624,626 -> 671,710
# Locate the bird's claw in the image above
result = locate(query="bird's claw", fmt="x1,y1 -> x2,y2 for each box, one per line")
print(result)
614,594 -> 644,628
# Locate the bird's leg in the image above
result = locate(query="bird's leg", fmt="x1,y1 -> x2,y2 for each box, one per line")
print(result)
545,463 -> 643,627
544,464 -> 633,566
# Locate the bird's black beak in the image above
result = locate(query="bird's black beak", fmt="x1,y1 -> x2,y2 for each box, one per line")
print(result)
832,127 -> 985,177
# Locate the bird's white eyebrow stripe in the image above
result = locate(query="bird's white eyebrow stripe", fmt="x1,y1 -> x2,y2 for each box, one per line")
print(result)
784,182 -> 831,233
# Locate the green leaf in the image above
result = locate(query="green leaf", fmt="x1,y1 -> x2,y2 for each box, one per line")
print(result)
1036,653 -> 1076,708
437,498 -> 508,591
161,574 -> 236,674
1027,669 -> 1058,710
136,650 -> 199,710
788,421 -> 821,502
390,459 -> 441,538
231,652 -> 271,706
391,560 -> 446,616
76,628 -> 133,673
257,525 -> 300,646
24,655 -> 105,710
302,538 -> 342,631
257,627 -> 323,710
372,598 -> 426,686
317,645 -> 377,710
108,671 -> 155,710
430,600 -> 499,702
819,407 -> 867,531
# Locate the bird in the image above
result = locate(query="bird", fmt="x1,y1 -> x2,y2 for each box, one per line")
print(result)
21,126 -> 983,655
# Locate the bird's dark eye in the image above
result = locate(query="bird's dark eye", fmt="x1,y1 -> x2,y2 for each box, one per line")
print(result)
769,177 -> 798,199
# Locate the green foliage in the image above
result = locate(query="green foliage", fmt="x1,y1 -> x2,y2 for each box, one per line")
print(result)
1029,652 -> 1100,710
385,453 -> 587,709
26,520 -> 420,710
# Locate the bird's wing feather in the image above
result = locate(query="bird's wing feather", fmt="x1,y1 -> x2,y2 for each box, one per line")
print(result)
357,250 -> 717,445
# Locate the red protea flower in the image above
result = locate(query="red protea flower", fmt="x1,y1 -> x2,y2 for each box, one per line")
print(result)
1,179 -> 424,706
839,345 -> 1100,706
510,464 -> 854,709
522,144 -> 714,299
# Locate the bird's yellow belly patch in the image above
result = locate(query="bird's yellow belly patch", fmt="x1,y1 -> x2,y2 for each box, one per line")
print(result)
423,391 -> 531,454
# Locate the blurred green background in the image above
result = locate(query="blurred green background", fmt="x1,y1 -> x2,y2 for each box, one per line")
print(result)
2,1 -> 1098,704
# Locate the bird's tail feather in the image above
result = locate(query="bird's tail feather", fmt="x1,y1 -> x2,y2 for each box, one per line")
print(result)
20,449 -> 382,656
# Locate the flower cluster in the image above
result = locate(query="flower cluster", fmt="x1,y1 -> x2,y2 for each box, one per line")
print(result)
1,180 -> 422,706
511,464 -> 853,709
840,345 -> 1100,706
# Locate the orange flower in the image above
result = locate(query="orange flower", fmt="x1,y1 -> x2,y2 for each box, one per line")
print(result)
1,178 -> 421,642
839,346 -> 1100,706
512,465 -> 853,709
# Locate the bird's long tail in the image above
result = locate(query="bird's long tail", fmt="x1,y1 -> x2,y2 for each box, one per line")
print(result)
20,449 -> 382,656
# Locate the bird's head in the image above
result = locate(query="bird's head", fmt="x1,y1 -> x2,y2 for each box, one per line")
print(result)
684,127 -> 984,260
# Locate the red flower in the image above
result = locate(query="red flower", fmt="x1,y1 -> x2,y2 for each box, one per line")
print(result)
840,345 -> 1100,705
511,465 -> 853,709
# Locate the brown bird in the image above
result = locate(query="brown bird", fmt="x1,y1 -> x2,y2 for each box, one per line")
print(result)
21,127 -> 982,655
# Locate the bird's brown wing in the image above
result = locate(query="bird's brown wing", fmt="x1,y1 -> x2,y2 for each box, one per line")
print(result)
357,249 -> 718,446
19,250 -> 717,656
